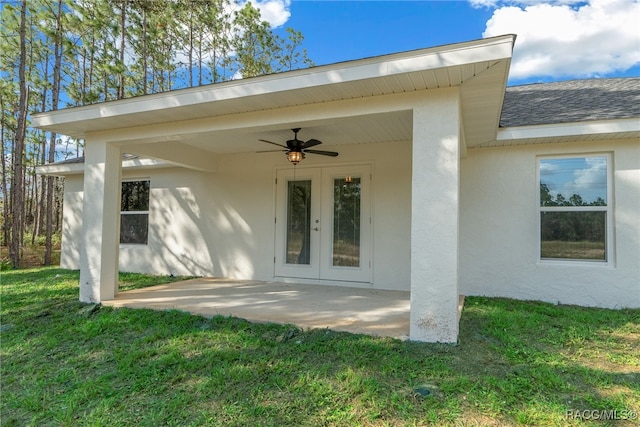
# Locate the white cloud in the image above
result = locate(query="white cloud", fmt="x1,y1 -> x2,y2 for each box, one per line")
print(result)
471,0 -> 583,7
540,156 -> 607,202
573,157 -> 607,192
470,0 -> 500,7
539,163 -> 557,178
237,0 -> 291,28
480,0 -> 640,81
169,0 -> 291,80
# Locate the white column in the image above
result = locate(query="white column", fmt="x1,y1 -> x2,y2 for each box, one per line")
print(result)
410,89 -> 461,343
79,138 -> 121,303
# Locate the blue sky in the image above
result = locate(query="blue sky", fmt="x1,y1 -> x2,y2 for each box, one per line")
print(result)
255,0 -> 640,85
276,1 -> 494,65
540,156 -> 608,203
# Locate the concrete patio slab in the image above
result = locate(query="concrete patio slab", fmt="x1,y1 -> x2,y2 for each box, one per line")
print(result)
103,278 -> 411,340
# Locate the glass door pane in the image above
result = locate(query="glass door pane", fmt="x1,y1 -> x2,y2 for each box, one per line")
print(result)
286,180 -> 312,265
320,165 -> 370,283
332,176 -> 361,267
276,166 -> 369,283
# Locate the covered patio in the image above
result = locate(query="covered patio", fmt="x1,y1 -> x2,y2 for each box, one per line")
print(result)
34,35 -> 514,343
102,279 -> 413,339
102,279 -> 467,339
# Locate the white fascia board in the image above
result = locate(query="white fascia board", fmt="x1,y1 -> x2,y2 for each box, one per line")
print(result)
32,35 -> 516,134
497,117 -> 640,142
125,142 -> 218,173
36,162 -> 85,176
122,157 -> 171,170
36,158 -> 170,177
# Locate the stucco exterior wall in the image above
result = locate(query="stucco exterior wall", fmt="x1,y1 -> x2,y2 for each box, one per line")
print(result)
460,138 -> 640,308
59,140 -> 413,291
208,139 -> 412,290
60,175 -> 83,270
120,168 -> 215,277
59,136 -> 639,307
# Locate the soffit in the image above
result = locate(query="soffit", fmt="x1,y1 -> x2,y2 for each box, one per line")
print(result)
488,118 -> 640,147
180,110 -> 414,154
492,131 -> 640,146
32,35 -> 515,150
177,56 -> 510,154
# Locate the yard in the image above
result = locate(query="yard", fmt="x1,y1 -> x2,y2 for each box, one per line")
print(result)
1,268 -> 638,426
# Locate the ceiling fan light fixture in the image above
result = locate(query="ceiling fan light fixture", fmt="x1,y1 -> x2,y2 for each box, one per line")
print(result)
287,150 -> 304,164
258,128 -> 337,164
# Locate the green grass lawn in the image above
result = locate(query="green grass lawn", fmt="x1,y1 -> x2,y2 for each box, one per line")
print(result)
1,268 -> 638,426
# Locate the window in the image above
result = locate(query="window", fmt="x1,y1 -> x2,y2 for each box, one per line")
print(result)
538,155 -> 610,262
120,180 -> 150,244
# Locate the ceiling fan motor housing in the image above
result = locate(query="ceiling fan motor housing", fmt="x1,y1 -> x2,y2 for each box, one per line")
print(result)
258,128 -> 339,164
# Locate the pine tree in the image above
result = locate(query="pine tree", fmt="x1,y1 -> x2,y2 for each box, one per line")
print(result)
9,0 -> 28,267
0,0 -> 313,267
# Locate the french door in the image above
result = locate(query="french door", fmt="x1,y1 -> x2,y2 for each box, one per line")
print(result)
274,165 -> 371,283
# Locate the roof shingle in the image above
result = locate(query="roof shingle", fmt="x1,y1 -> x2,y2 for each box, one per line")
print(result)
500,78 -> 640,127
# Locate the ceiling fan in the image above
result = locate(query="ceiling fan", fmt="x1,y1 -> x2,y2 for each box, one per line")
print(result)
258,128 -> 338,165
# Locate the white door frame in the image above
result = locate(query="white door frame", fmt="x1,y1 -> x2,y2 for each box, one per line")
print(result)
274,168 -> 321,279
274,164 -> 372,283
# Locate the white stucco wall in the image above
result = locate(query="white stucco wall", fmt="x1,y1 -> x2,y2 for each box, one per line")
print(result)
60,168 -> 216,276
460,138 -> 640,308
410,92 -> 461,342
207,139 -> 412,290
59,136 -> 639,308
120,168 -> 216,277
59,140 -> 413,291
60,175 -> 83,270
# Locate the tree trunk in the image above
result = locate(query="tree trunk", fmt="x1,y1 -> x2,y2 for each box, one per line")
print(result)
118,0 -> 126,99
37,53 -> 50,243
142,7 -> 148,94
188,6 -> 194,87
10,0 -> 29,268
45,0 -> 64,266
0,92 -> 9,246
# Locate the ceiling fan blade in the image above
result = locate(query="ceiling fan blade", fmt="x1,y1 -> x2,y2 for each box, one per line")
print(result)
259,139 -> 288,149
302,138 -> 322,149
305,149 -> 339,157
256,149 -> 287,153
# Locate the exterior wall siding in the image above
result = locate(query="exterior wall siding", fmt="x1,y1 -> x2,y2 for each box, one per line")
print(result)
59,136 -> 640,308
59,140 -> 413,291
60,175 -> 83,270
460,138 -> 640,309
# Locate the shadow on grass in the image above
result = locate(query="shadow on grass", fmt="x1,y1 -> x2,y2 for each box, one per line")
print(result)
1,270 -> 638,426
1,268 -> 189,305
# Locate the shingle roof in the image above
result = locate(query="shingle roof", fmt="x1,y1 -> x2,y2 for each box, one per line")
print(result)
46,79 -> 639,169
500,78 -> 640,128
50,156 -> 85,165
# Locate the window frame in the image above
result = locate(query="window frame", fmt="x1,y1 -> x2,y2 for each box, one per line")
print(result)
536,153 -> 614,265
120,178 -> 150,245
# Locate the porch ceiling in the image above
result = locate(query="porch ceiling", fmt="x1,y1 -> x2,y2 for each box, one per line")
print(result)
179,110 -> 415,154
32,35 -> 515,151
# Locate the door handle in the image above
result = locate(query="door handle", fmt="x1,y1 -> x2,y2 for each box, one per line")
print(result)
312,227 -> 319,231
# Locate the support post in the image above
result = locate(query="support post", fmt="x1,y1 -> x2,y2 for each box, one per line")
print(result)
79,138 -> 121,302
410,90 -> 461,343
